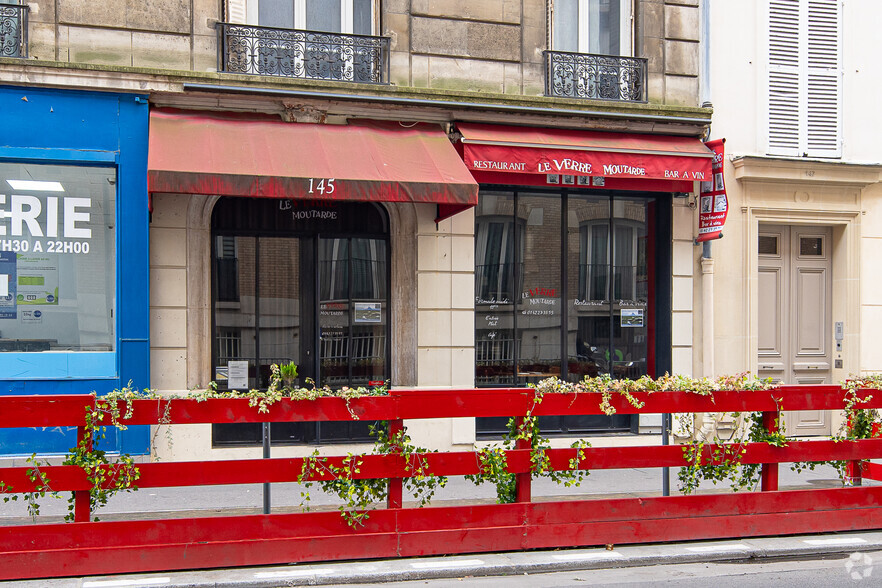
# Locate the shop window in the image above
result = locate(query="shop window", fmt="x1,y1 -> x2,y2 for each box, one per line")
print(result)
475,189 -> 663,436
0,162 -> 115,352
211,197 -> 389,445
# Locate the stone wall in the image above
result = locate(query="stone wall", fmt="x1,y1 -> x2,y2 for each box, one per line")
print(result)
22,0 -> 700,106
26,0 -> 216,71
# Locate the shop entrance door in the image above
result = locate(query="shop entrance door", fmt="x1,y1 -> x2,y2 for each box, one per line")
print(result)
211,197 -> 389,445
757,224 -> 832,436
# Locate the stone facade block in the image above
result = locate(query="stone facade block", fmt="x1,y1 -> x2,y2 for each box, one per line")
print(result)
150,267 -> 188,307
151,193 -> 188,228
450,235 -> 474,272
641,0 -> 665,40
425,56 -> 506,93
67,26 -> 132,66
672,240 -> 694,276
451,273 -> 474,309
150,227 -> 187,267
193,34 -> 217,72
418,233 -> 452,272
193,0 -> 221,35
418,310 -> 451,346
390,50 -> 414,86
644,36 -> 664,74
384,11 -> 410,52
672,276 -> 694,311
522,21 -> 546,64
672,203 -> 695,240
127,0 -> 190,34
665,39 -> 699,76
522,61 -> 546,96
150,347 -> 188,391
384,0 -> 410,14
28,22 -> 57,61
418,272 -> 452,309
504,62 -> 522,94
647,71 -> 665,104
450,310 -> 474,347
412,0 -> 519,24
150,308 -> 188,348
450,347 -> 476,387
132,32 -> 191,70
26,0 -> 56,24
671,345 -> 693,376
58,0 -> 127,28
412,17 -> 520,62
665,73 -> 699,106
672,311 -> 693,347
665,3 -> 700,42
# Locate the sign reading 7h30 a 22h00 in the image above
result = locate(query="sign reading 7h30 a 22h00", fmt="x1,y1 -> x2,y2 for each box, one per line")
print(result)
696,138 -> 728,243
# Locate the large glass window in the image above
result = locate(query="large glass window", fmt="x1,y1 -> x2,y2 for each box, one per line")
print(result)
0,162 -> 115,352
552,0 -> 631,56
475,189 -> 662,435
211,197 -> 389,445
257,0 -> 374,34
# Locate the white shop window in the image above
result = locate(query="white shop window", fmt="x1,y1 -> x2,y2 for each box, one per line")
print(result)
0,162 -> 115,352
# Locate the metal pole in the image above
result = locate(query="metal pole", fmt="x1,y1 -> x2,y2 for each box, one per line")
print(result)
262,422 -> 271,514
662,413 -> 670,496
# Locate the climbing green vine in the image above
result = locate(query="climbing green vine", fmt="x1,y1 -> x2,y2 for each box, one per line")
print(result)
2,371 -> 881,521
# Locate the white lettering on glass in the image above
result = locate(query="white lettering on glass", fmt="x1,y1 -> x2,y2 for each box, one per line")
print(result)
0,195 -> 92,239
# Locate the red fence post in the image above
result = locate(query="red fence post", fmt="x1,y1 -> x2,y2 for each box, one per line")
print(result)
515,416 -> 532,503
74,424 -> 91,522
761,411 -> 779,492
387,419 -> 403,509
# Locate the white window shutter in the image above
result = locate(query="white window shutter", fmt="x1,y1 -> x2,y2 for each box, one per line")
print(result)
805,0 -> 841,157
767,0 -> 801,156
227,0 -> 247,24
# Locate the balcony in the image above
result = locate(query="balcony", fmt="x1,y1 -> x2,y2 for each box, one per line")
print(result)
217,22 -> 390,84
0,2 -> 27,59
544,50 -> 647,102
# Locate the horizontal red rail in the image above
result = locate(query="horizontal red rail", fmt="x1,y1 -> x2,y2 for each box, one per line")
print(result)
2,439 -> 882,493
2,386 -> 878,427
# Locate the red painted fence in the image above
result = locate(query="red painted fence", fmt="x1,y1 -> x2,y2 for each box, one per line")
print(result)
1,385 -> 881,580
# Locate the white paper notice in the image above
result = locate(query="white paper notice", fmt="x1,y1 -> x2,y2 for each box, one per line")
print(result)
0,275 -> 7,297
227,360 -> 249,390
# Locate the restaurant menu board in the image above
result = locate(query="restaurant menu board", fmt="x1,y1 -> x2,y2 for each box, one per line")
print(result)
697,138 -> 727,243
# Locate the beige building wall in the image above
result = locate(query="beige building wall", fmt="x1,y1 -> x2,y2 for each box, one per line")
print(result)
705,0 -> 882,388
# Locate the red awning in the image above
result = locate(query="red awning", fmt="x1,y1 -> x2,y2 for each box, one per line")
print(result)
456,123 -> 713,184
148,110 -> 478,221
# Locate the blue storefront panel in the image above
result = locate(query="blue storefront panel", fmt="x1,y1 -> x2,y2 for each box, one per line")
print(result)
0,86 -> 150,456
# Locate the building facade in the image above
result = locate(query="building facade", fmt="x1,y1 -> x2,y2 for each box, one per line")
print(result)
703,0 -> 882,438
0,0 -> 712,459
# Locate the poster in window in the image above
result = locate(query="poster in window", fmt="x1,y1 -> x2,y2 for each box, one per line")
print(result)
15,254 -> 59,305
0,252 -> 15,319
621,308 -> 644,328
354,302 -> 382,323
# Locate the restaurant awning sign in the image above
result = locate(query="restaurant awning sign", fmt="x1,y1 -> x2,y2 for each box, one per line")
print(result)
696,138 -> 727,243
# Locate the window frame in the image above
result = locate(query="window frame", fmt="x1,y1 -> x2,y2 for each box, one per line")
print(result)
551,0 -> 633,57
242,0 -> 377,34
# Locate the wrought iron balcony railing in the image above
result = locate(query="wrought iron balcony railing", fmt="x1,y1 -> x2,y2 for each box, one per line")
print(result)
217,22 -> 390,84
545,50 -> 647,102
0,2 -> 28,59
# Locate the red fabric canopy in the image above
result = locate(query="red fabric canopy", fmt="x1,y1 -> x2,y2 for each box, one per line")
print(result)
148,110 -> 478,221
457,123 -> 713,183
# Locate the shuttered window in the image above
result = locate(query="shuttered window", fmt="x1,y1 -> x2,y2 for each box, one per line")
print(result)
767,0 -> 841,158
